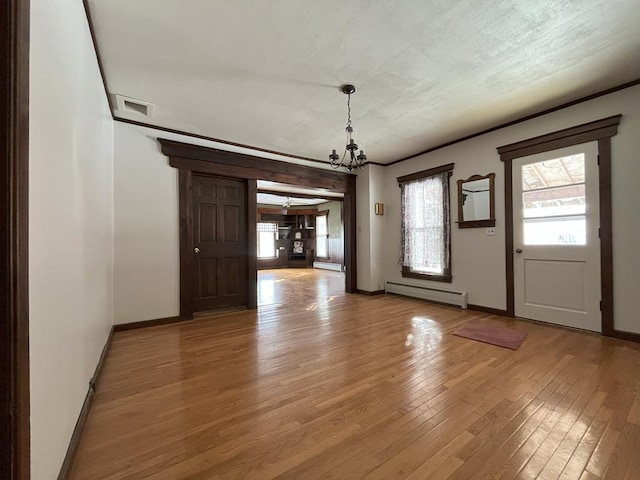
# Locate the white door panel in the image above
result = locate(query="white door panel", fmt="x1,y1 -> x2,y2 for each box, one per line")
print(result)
513,142 -> 600,332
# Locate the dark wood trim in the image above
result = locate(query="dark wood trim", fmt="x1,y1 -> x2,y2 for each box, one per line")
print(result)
81,0 -> 114,115
504,161 -> 514,317
166,154 -> 351,193
343,175 -> 357,293
388,80 -> 640,166
89,327 -> 113,392
178,169 -> 194,319
165,139 -> 358,301
57,328 -> 113,479
497,115 -> 622,161
598,138 -> 614,337
609,330 -> 640,344
57,388 -> 93,480
356,289 -> 386,296
113,316 -> 186,332
457,219 -> 496,229
247,180 -> 258,310
467,304 -> 509,317
158,138 -> 355,193
1,0 -> 30,477
396,162 -> 455,184
498,115 -> 622,335
257,189 -> 342,202
401,267 -> 453,284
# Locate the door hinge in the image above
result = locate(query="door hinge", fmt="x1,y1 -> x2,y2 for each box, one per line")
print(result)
599,300 -> 602,311
598,227 -> 601,238
597,154 -> 600,166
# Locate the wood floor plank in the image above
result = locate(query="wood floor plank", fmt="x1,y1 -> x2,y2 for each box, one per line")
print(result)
68,269 -> 640,479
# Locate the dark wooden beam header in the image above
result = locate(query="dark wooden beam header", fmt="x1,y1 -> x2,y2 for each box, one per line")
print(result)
159,138 -> 355,193
497,115 -> 622,161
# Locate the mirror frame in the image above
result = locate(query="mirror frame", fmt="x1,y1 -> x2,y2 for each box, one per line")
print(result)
457,173 -> 496,228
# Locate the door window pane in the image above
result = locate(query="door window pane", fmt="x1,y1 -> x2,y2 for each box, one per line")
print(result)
522,154 -> 586,245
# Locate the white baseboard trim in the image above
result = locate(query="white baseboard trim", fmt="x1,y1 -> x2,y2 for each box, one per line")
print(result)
313,261 -> 343,272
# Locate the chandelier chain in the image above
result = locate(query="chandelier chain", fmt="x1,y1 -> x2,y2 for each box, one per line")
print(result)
347,93 -> 352,129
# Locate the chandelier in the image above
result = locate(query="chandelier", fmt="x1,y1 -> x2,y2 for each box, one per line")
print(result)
329,84 -> 367,171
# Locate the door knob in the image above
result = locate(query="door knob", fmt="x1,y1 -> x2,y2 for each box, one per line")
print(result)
194,247 -> 200,254
515,248 -> 523,254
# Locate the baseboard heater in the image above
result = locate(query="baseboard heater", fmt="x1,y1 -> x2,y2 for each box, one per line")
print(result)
385,281 -> 468,309
313,262 -> 343,272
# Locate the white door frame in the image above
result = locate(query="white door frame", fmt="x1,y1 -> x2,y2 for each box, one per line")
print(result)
497,115 -> 625,338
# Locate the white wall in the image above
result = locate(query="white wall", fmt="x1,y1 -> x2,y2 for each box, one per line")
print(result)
114,123 -> 180,324
29,0 -> 114,477
381,85 -> 640,333
356,166 -> 372,290
355,164 -> 387,292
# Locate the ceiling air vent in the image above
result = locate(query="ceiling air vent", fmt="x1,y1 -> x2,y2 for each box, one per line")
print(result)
114,94 -> 154,118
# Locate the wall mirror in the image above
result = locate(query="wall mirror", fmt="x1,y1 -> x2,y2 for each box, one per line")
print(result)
457,173 -> 495,228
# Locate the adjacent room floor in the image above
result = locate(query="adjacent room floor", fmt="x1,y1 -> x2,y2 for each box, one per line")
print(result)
70,269 -> 640,479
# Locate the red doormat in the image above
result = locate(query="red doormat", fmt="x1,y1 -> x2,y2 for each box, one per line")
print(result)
453,322 -> 527,350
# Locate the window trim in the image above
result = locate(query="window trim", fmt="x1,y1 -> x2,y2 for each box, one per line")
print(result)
398,163 -> 454,283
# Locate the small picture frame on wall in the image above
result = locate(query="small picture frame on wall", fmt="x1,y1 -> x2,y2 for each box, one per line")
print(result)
293,241 -> 304,254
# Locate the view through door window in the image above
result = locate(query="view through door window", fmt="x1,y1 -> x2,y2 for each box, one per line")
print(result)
522,154 -> 586,245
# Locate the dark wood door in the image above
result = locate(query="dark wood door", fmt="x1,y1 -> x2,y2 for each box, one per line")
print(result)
192,175 -> 247,311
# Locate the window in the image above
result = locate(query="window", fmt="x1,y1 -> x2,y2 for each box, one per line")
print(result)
398,164 -> 453,282
521,154 -> 586,245
257,222 -> 278,258
315,211 -> 329,259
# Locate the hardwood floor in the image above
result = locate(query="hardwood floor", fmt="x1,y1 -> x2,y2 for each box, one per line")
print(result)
70,269 -> 640,479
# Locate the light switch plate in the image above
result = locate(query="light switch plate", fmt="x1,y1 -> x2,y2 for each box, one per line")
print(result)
486,227 -> 496,236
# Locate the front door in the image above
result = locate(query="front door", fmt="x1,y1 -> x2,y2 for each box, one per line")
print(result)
513,142 -> 601,332
193,175 -> 247,312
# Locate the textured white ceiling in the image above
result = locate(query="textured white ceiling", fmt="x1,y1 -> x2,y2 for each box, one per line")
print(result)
88,0 -> 640,164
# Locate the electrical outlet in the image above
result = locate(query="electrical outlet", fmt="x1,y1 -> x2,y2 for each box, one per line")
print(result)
486,227 -> 496,236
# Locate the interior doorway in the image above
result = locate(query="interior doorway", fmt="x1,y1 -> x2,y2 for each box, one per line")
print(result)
161,138 -> 357,319
256,182 -> 345,268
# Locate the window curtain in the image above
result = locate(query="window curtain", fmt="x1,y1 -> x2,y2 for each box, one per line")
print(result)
400,172 -> 450,273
